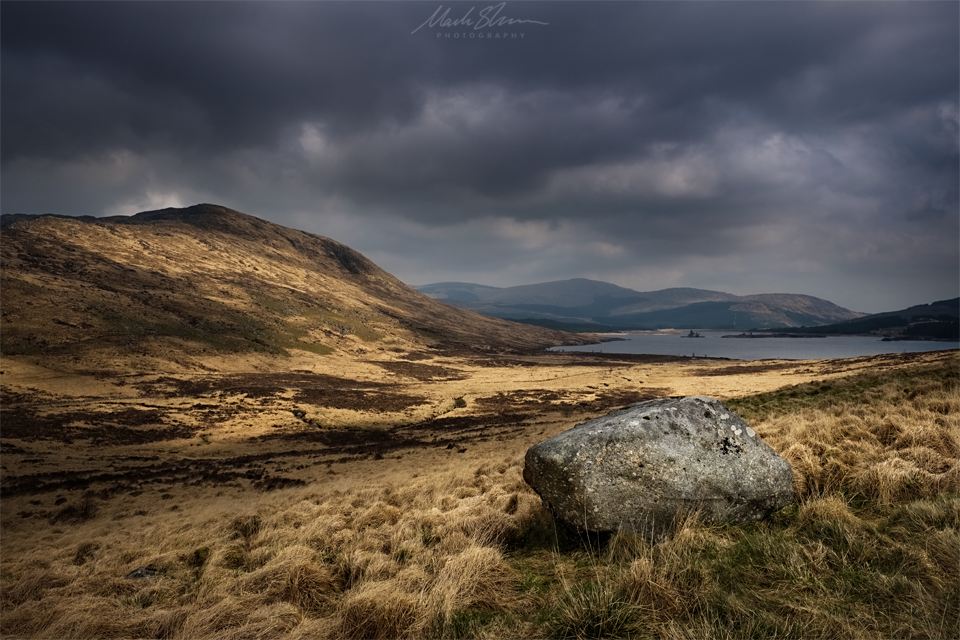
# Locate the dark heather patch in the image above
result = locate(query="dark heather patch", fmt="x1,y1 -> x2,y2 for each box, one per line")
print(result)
373,360 -> 468,381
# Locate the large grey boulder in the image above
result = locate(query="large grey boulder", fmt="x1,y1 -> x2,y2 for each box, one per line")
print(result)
523,396 -> 793,540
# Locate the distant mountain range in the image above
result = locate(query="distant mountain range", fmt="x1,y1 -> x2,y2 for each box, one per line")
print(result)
415,279 -> 865,331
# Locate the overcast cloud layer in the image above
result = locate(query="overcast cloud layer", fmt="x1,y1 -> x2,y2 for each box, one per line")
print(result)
2,1 -> 957,313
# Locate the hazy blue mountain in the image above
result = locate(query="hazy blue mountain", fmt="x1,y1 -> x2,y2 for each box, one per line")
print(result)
415,279 -> 863,330
416,279 -> 643,307
413,282 -> 507,304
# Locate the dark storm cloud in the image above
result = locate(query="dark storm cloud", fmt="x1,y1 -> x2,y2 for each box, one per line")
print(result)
1,1 -> 432,158
2,1 -> 957,312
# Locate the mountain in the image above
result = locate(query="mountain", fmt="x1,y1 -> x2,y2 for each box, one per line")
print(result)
0,204 -> 595,370
784,298 -> 960,340
853,298 -> 959,322
415,279 -> 863,330
417,279 -> 727,309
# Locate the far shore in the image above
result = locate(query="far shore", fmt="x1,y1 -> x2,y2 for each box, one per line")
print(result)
577,329 -> 958,342
722,332 -> 827,339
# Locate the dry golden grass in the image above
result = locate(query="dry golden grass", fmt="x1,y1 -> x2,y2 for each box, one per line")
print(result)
1,351 -> 957,639
733,363 -> 960,503
1,450 -> 543,639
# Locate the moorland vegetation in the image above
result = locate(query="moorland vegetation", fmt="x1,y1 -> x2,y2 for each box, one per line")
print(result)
1,356 -> 956,639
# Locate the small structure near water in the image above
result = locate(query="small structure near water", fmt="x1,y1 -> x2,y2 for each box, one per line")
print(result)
523,396 -> 794,541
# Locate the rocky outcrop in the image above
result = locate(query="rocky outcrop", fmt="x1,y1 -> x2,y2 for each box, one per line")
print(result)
523,396 -> 793,541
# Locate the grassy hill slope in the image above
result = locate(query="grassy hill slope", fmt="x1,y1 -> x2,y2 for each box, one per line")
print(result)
1,204 -> 595,372
782,298 -> 960,340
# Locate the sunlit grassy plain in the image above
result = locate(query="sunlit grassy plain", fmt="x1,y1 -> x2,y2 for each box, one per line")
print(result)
1,350 -> 957,639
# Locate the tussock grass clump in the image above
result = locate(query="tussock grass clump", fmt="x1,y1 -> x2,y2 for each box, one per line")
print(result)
230,514 -> 262,540
49,490 -> 99,524
549,579 -> 640,640
330,580 -> 427,639
620,531 -> 711,620
1,357 -> 957,638
431,545 -> 518,635
3,567 -> 74,607
234,546 -> 339,613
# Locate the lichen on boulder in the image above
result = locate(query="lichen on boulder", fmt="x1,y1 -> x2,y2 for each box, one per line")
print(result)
523,396 -> 794,541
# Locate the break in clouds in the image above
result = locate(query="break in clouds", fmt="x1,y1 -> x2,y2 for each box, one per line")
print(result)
1,1 -> 957,312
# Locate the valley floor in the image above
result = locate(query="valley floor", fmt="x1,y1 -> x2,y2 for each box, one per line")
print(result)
1,348 -> 957,639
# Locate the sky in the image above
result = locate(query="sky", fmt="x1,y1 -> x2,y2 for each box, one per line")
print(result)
2,1 -> 958,314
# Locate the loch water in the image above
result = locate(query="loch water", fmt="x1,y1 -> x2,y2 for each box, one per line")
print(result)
549,331 -> 959,361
